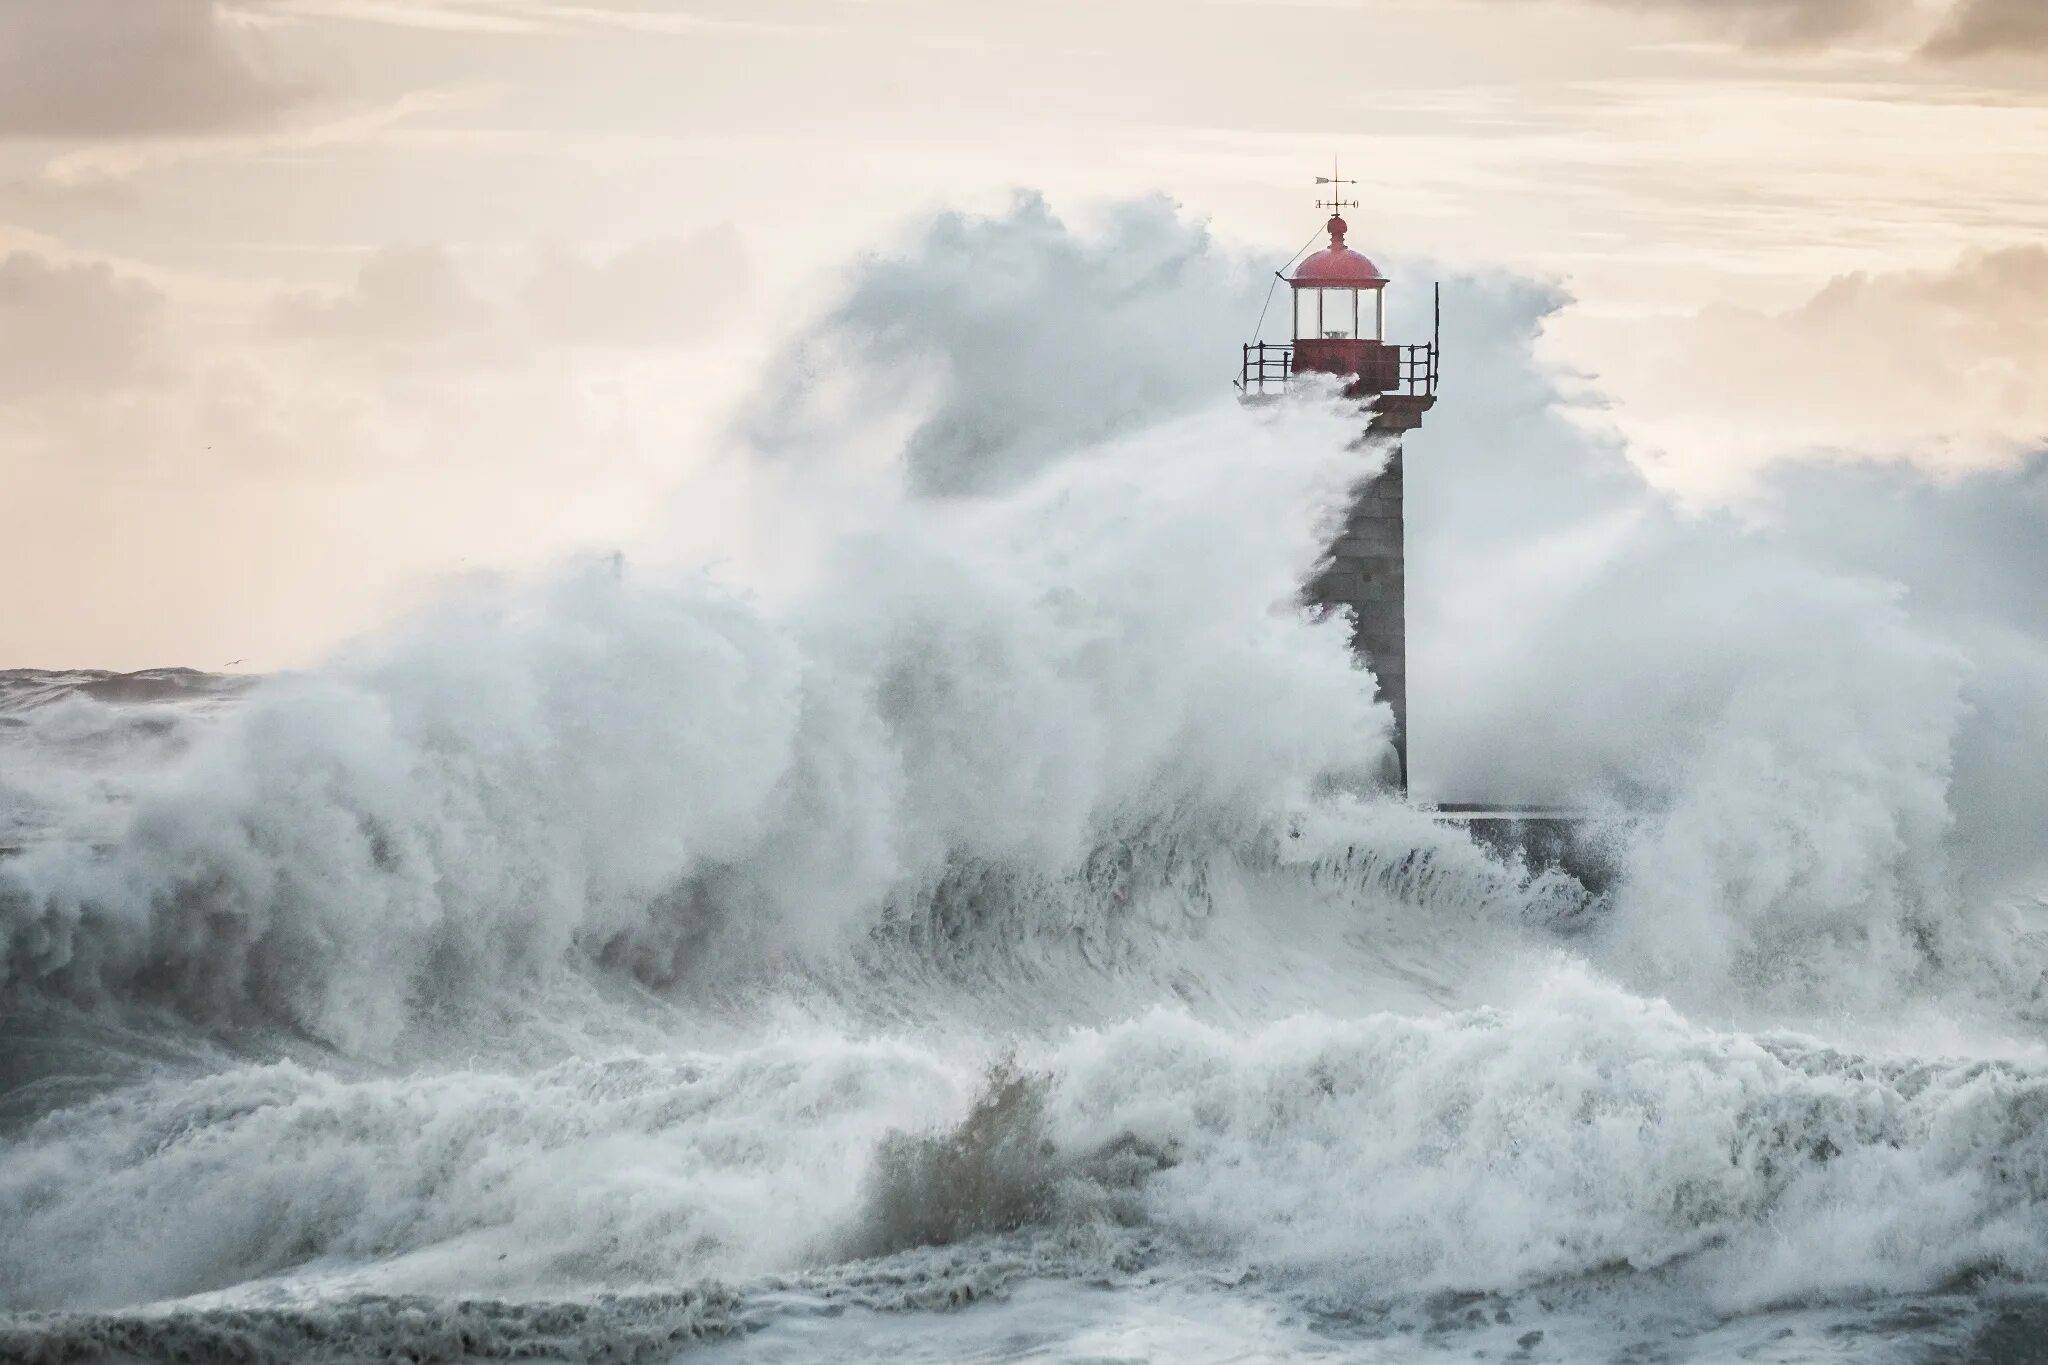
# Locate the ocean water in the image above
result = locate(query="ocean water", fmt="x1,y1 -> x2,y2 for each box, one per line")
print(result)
3,201 -> 2047,1363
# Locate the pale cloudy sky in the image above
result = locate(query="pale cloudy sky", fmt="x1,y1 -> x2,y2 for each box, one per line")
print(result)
1,0 -> 2044,668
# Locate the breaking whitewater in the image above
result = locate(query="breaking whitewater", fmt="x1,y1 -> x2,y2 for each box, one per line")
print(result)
4,198 -> 2048,1364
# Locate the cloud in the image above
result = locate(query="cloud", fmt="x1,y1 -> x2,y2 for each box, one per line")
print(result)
1497,0 -> 1902,48
1619,0 -> 1897,46
521,228 -> 753,348
1506,0 -> 2048,57
279,0 -> 836,39
1579,243 -> 2048,491
1924,0 -> 2048,56
278,0 -> 559,34
0,1 -> 306,140
17,88 -> 478,208
275,236 -> 756,354
0,174 -> 141,215
271,245 -> 497,343
0,252 -> 168,398
0,237 -> 726,668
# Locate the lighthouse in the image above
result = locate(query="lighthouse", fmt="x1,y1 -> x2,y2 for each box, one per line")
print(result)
1240,176 -> 1439,791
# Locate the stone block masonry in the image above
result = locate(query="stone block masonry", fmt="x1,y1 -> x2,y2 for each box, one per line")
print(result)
1309,437 -> 1408,786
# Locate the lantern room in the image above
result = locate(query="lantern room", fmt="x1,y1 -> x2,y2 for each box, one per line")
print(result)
1292,215 -> 1387,341
1238,183 -> 1438,423
1288,212 -> 1400,391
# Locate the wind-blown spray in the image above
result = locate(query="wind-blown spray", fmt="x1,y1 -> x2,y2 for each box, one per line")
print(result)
1,195 -> 2045,1365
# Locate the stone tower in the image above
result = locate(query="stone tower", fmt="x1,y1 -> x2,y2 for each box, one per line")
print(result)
1310,411 -> 1427,788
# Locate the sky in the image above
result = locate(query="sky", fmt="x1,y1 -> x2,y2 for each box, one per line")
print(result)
1,0 -> 2045,669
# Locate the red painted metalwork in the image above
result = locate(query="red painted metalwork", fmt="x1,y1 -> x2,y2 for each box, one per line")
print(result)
1238,193 -> 1438,408
1289,215 -> 1387,288
1292,338 -> 1400,389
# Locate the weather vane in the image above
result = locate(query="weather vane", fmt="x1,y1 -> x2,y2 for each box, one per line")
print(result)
1315,156 -> 1359,215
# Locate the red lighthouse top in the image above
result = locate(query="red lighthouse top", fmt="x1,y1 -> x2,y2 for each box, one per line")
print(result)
1238,164 -> 1438,414
1290,214 -> 1387,288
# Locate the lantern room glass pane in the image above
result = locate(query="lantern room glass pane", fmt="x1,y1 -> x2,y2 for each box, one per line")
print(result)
1294,287 -> 1319,340
1319,288 -> 1358,339
1360,287 -> 1384,340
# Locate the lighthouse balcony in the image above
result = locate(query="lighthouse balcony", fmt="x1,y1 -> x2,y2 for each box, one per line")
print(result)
1237,339 -> 1438,406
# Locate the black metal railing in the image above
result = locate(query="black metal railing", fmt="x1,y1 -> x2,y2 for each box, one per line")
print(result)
1239,342 -> 1295,394
1236,341 -> 1438,399
1397,341 -> 1439,396
1238,283 -> 1442,403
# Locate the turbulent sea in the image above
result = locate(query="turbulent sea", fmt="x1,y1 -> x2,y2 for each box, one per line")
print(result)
5,202 -> 2048,1364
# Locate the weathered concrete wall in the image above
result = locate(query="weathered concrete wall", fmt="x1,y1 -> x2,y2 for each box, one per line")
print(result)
1309,437 -> 1407,787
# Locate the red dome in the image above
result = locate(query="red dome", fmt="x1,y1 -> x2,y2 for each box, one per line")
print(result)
1290,215 -> 1387,288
